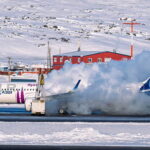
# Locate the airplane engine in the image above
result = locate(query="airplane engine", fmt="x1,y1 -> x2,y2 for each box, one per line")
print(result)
25,99 -> 33,111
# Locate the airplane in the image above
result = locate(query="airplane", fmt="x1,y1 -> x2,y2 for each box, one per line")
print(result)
0,82 -> 37,104
44,80 -> 81,115
0,75 -> 41,111
44,78 -> 150,115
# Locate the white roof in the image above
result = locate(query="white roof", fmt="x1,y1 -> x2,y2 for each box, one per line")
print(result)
54,51 -> 130,57
54,51 -> 103,57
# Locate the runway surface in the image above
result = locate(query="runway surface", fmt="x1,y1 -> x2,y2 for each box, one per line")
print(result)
0,145 -> 149,150
1,106 -> 150,122
1,115 -> 150,122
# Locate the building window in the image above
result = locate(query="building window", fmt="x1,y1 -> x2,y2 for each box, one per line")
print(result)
60,57 -> 63,62
105,58 -> 111,62
54,57 -> 57,62
88,58 -> 92,63
97,58 -> 102,63
78,58 -> 80,63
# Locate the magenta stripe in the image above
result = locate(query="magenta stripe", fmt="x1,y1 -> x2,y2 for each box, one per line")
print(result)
17,91 -> 20,103
21,89 -> 25,103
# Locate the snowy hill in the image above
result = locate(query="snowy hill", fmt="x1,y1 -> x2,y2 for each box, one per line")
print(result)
0,0 -> 149,63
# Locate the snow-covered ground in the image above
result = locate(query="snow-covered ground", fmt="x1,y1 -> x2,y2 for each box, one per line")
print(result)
0,0 -> 149,63
0,0 -> 150,146
0,122 -> 149,146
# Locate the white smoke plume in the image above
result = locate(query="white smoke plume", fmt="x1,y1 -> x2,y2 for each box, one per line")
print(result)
44,51 -> 150,115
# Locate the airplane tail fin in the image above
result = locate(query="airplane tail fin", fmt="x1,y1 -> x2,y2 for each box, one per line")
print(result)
73,80 -> 81,91
140,77 -> 150,95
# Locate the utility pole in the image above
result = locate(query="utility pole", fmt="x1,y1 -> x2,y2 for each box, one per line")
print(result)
47,41 -> 51,69
123,20 -> 140,58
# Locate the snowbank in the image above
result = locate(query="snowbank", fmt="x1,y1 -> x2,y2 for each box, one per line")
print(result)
0,122 -> 150,146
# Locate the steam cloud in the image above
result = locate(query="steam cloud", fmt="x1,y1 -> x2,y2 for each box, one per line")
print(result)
44,51 -> 150,115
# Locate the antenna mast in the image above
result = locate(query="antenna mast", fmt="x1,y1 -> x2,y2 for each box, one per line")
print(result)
47,41 -> 51,69
77,40 -> 81,51
123,20 -> 140,58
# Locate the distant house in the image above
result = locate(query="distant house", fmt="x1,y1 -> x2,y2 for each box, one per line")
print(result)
52,51 -> 131,70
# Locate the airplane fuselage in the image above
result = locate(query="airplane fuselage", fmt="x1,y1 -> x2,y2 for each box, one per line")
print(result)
0,83 -> 37,103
